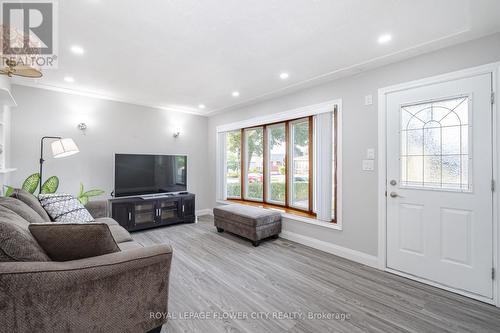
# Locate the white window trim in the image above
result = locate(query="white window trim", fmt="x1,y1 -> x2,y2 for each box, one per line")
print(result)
216,99 -> 342,133
215,98 -> 343,230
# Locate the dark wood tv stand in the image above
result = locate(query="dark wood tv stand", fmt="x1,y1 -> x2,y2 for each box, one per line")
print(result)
110,193 -> 195,232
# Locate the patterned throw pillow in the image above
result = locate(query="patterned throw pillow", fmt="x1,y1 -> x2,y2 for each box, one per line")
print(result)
38,194 -> 94,223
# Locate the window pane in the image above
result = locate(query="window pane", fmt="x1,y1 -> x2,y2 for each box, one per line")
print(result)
226,130 -> 241,198
244,128 -> 263,200
291,120 -> 309,209
267,124 -> 286,204
400,96 -> 470,191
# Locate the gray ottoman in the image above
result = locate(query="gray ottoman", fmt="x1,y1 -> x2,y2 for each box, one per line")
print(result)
213,204 -> 282,246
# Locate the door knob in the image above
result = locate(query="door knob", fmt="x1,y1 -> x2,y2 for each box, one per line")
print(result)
389,192 -> 403,198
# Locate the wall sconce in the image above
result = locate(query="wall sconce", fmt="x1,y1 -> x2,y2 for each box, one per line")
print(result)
77,122 -> 87,135
173,131 -> 180,138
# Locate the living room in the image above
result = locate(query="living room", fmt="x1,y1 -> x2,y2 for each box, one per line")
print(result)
1,1 -> 500,332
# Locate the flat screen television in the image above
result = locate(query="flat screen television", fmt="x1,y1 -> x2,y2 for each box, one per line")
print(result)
114,154 -> 187,197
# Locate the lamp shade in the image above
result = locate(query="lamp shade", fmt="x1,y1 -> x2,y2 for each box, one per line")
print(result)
51,138 -> 79,158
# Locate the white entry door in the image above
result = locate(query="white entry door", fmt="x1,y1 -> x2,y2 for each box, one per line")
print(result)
386,73 -> 493,300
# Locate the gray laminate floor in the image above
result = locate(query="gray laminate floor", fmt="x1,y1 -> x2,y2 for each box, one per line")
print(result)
132,215 -> 500,333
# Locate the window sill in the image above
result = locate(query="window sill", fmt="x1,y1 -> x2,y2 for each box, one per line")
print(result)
216,200 -> 342,231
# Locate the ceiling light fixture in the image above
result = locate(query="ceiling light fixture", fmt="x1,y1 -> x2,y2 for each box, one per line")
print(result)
279,72 -> 289,80
377,34 -> 392,44
198,104 -> 206,109
232,91 -> 240,97
64,76 -> 75,83
70,45 -> 85,55
0,58 -> 42,78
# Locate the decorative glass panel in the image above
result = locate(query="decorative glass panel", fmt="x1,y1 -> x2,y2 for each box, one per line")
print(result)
400,96 -> 470,191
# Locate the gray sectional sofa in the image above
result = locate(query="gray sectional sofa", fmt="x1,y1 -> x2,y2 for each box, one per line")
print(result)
0,190 -> 172,333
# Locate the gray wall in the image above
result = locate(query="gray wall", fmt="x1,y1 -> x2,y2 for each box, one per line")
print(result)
10,86 -> 210,210
207,33 -> 500,257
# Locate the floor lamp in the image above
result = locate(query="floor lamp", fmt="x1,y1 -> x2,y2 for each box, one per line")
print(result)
39,136 -> 80,193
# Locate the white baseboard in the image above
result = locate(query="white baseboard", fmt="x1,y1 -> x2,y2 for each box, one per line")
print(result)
196,209 -> 213,216
280,230 -> 379,268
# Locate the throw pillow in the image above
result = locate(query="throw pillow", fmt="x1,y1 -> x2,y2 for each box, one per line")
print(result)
11,188 -> 51,222
38,193 -> 94,223
0,197 -> 46,223
0,206 -> 50,262
29,223 -> 120,261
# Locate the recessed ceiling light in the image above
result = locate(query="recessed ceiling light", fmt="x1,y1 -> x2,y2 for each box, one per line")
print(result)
64,76 -> 75,83
198,104 -> 206,109
232,91 -> 240,97
70,45 -> 85,55
279,72 -> 289,80
377,34 -> 392,44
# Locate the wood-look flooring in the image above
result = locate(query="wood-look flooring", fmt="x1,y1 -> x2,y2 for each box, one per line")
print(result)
132,215 -> 500,333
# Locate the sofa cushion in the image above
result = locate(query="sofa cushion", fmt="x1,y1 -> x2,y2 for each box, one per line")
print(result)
95,217 -> 133,243
0,197 -> 46,223
38,193 -> 94,222
213,204 -> 282,227
118,240 -> 144,251
0,206 -> 50,262
85,200 -> 108,219
29,223 -> 120,261
11,188 -> 51,222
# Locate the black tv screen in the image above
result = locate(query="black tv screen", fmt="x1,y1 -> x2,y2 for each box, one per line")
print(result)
114,154 -> 187,197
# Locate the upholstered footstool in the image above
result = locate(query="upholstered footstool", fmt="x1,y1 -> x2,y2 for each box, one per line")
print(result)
213,204 -> 282,246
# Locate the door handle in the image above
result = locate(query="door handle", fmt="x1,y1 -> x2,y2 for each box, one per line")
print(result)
389,192 -> 404,198
128,212 -> 132,221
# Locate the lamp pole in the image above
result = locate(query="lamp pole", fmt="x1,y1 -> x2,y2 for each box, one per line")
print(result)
39,136 -> 61,194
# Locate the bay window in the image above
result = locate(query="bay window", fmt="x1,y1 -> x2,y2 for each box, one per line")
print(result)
220,106 -> 339,223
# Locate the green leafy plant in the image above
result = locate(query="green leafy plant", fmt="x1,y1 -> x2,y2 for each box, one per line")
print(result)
4,173 -> 60,196
22,173 -> 41,194
40,176 -> 59,194
77,183 -> 105,205
4,173 -> 105,204
4,186 -> 14,197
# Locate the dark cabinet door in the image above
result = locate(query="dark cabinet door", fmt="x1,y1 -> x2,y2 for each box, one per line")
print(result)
182,195 -> 195,221
131,201 -> 157,230
156,198 -> 181,224
111,203 -> 132,229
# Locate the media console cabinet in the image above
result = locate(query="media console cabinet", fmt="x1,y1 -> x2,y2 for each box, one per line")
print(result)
110,193 -> 195,231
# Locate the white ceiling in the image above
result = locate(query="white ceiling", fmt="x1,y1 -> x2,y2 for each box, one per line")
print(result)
12,0 -> 500,116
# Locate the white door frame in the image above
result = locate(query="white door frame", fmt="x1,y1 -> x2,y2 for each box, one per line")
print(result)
378,62 -> 500,306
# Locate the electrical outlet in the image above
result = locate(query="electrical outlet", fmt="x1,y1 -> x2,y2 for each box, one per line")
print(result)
362,160 -> 374,171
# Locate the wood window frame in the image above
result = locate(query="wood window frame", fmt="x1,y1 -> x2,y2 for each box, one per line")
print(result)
229,116 -> 316,216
